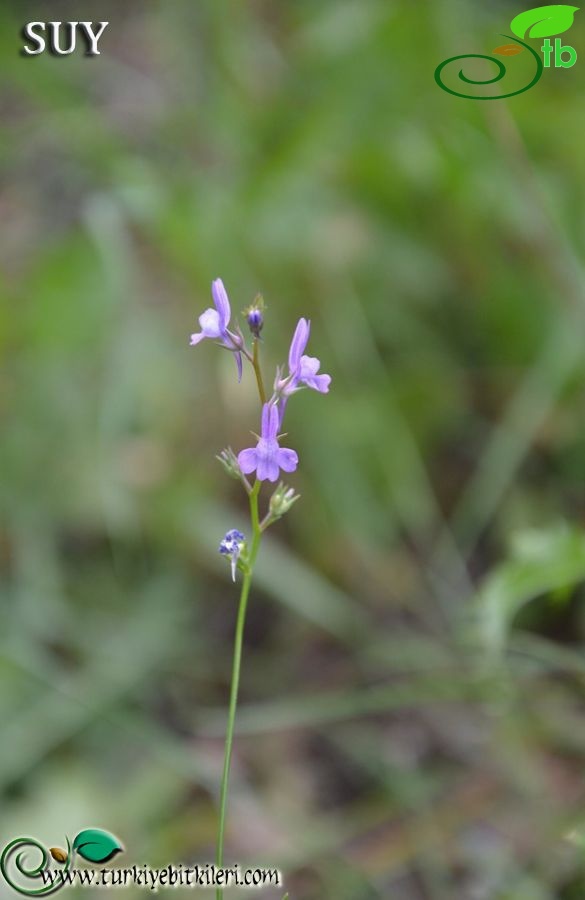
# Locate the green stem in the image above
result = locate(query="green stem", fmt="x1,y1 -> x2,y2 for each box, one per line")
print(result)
252,339 -> 267,405
215,480 -> 262,900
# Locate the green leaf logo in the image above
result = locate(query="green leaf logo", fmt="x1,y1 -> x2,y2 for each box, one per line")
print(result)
72,829 -> 123,864
510,4 -> 579,39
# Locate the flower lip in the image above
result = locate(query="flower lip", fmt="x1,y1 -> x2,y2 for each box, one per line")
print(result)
197,308 -> 223,340
298,355 -> 331,393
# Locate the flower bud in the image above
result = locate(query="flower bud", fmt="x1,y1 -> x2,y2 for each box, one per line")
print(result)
244,295 -> 265,339
216,447 -> 242,480
248,309 -> 263,334
269,482 -> 300,520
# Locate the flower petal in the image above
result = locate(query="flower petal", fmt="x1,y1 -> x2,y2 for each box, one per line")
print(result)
256,455 -> 269,481
257,455 -> 280,482
288,318 -> 310,373
306,373 -> 331,393
212,279 -> 231,331
261,403 -> 279,441
198,308 -> 222,338
266,459 -> 280,481
237,448 -> 258,474
299,355 -> 331,392
299,355 -> 320,377
277,447 -> 298,473
189,331 -> 206,346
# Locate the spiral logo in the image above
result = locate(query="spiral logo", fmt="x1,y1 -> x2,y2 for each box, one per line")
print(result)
434,5 -> 579,99
435,35 -> 543,99
0,837 -> 72,897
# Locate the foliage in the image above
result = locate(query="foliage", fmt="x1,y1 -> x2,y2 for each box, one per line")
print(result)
2,0 -> 585,897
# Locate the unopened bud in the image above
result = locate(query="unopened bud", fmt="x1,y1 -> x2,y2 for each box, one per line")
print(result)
244,295 -> 265,338
216,447 -> 242,480
269,482 -> 300,520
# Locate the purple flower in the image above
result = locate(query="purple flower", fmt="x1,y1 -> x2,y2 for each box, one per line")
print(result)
238,403 -> 298,483
286,318 -> 331,395
276,318 -> 331,425
189,279 -> 243,381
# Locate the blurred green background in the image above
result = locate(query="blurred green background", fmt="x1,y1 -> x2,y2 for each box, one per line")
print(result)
3,1 -> 585,897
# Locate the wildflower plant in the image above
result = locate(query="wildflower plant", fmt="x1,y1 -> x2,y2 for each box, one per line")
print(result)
190,279 -> 330,899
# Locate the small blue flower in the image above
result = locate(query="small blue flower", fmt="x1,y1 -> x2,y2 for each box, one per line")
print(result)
219,529 -> 246,581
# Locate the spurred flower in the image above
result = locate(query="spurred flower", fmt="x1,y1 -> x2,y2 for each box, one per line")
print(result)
286,318 -> 331,394
274,319 -> 331,397
189,279 -> 243,380
275,318 -> 331,425
238,403 -> 298,483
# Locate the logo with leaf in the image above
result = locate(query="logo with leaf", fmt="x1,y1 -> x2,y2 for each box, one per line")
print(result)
435,4 -> 579,99
0,828 -> 123,896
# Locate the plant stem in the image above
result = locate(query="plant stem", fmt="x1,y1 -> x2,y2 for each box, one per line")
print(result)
215,480 -> 262,900
252,339 -> 267,405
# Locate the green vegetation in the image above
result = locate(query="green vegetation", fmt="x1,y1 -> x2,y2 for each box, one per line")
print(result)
2,1 -> 585,897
